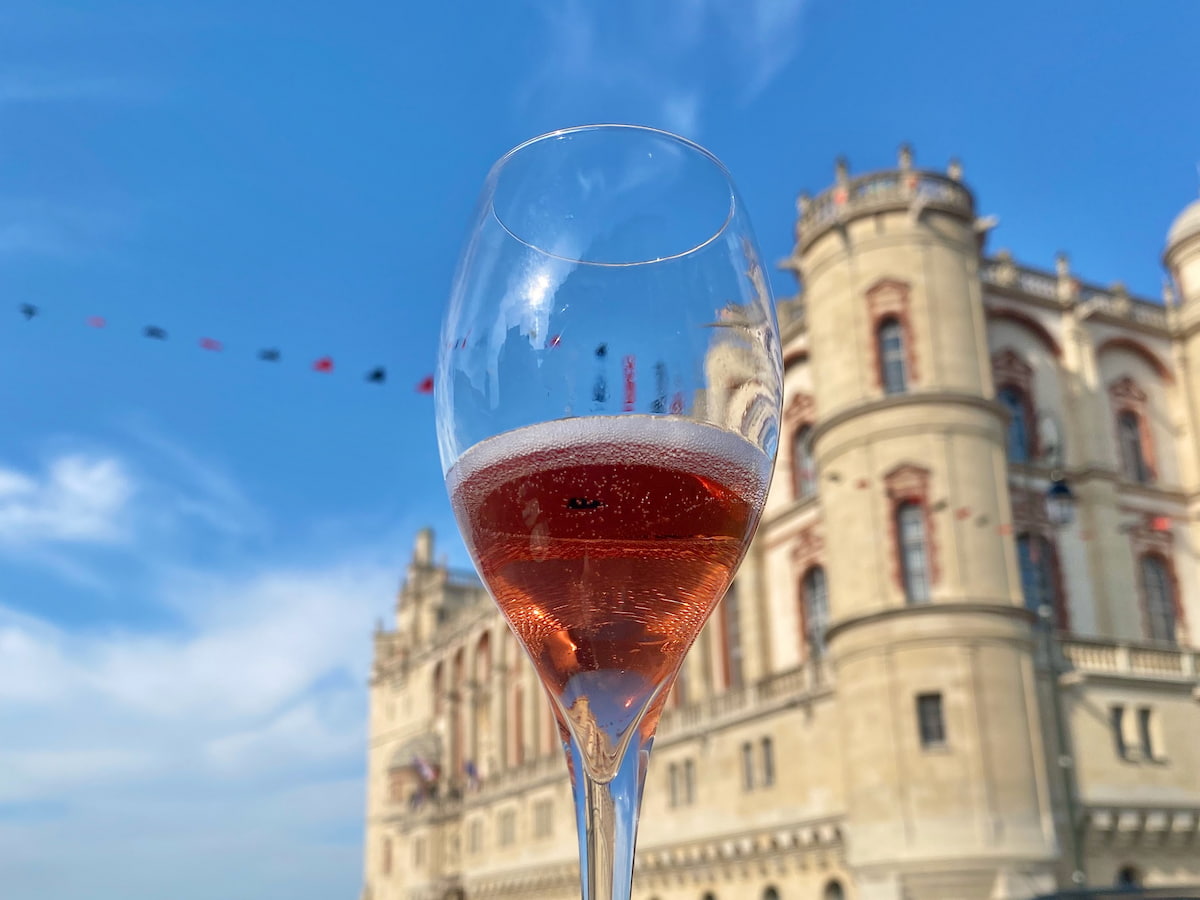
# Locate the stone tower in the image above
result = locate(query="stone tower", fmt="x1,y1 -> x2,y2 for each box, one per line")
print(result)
787,147 -> 1060,899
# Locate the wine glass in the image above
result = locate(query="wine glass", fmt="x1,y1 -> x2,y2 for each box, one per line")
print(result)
436,124 -> 782,900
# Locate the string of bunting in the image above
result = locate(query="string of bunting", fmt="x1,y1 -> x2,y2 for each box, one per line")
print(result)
15,303 -> 435,394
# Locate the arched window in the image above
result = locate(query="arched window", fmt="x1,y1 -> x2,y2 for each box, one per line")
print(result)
1117,409 -> 1152,483
763,888 -> 781,900
1141,555 -> 1178,644
702,893 -> 718,900
802,566 -> 829,659
896,501 -> 929,603
877,317 -> 908,394
823,880 -> 845,900
721,584 -> 744,691
997,384 -> 1033,463
1017,534 -> 1062,624
793,425 -> 816,499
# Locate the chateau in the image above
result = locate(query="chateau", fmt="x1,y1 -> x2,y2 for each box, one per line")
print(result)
362,148 -> 1200,900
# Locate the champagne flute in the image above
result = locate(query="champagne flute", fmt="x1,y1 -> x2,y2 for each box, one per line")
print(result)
436,124 -> 782,900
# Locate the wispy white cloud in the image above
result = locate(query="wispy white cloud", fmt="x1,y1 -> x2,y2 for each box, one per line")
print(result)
520,0 -> 812,135
0,455 -> 133,546
0,552 -> 395,899
0,429 -> 408,899
124,423 -> 265,537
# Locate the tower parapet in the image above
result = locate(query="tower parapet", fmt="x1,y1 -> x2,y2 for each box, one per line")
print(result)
796,147 -> 975,254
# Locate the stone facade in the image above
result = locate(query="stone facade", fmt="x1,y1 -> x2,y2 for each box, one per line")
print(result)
362,150 -> 1200,900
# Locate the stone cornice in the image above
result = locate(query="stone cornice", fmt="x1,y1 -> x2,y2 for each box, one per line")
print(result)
809,390 -> 1005,448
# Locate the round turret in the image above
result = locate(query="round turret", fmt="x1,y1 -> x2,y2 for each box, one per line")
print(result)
1165,196 -> 1200,302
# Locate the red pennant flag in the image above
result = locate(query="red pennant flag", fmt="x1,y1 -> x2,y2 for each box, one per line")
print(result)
416,375 -> 434,394
87,316 -> 106,328
199,337 -> 223,351
312,356 -> 334,373
548,334 -> 562,348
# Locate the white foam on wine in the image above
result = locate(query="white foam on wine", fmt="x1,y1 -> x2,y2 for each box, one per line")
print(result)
448,415 -> 772,504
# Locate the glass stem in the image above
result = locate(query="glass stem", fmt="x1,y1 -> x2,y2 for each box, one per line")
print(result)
567,732 -> 652,900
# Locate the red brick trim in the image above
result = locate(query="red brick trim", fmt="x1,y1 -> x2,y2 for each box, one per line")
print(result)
984,307 -> 1063,358
1097,337 -> 1174,383
883,463 -> 939,595
1109,377 -> 1158,483
866,278 -> 919,389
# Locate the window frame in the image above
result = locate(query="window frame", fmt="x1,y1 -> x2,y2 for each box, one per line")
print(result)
1139,553 -> 1179,645
897,501 -> 931,604
916,692 -> 946,749
1137,706 -> 1157,763
761,736 -> 775,788
877,316 -> 908,395
1016,533 -> 1067,627
740,741 -> 755,792
997,383 -> 1035,463
801,565 -> 829,660
792,423 -> 817,500
1110,705 -> 1128,760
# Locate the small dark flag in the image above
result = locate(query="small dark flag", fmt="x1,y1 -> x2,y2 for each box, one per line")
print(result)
366,366 -> 386,384
595,343 -> 607,358
416,375 -> 434,394
144,326 -> 168,340
312,356 -> 334,373
199,337 -> 223,351
19,304 -> 37,320
87,316 -> 107,329
258,348 -> 281,362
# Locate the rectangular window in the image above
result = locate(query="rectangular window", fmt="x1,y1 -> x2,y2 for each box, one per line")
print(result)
466,819 -> 483,854
878,318 -> 908,394
1137,707 -> 1156,762
916,693 -> 946,748
741,741 -> 755,791
683,758 -> 696,805
898,502 -> 931,604
761,737 -> 775,787
667,762 -> 679,808
498,809 -> 516,847
1110,705 -> 1128,759
532,798 -> 553,838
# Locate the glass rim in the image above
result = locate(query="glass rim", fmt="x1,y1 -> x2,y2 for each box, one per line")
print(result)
487,123 -> 738,268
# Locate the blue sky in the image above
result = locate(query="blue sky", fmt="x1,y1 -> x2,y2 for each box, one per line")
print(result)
1,1 -> 1198,897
